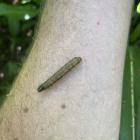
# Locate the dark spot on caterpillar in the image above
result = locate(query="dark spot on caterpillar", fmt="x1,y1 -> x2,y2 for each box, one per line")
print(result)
37,57 -> 82,92
23,107 -> 29,113
61,104 -> 66,109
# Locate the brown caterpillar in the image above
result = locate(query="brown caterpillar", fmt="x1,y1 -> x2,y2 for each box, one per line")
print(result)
37,57 -> 82,92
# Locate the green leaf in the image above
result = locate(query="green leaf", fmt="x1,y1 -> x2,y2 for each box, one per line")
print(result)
7,16 -> 20,36
0,3 -> 38,20
119,47 -> 140,140
119,48 -> 132,140
130,22 -> 140,44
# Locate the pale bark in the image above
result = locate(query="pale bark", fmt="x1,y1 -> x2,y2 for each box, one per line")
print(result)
0,0 -> 133,140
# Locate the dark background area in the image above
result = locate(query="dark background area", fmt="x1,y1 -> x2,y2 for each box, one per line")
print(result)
0,0 -> 43,103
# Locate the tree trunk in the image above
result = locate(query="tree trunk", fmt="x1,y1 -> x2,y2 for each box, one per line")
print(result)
0,0 -> 133,140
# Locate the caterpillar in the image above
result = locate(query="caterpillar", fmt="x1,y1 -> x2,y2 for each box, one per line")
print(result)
37,57 -> 82,92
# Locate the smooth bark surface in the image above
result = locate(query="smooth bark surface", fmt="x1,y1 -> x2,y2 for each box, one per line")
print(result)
0,0 -> 133,140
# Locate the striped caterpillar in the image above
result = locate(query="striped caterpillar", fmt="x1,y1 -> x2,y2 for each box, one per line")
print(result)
37,57 -> 82,92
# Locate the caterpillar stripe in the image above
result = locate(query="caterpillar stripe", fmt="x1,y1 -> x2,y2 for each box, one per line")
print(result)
37,57 -> 82,92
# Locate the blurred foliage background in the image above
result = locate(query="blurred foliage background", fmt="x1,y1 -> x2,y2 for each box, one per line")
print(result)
0,0 -> 44,104
0,0 -> 139,139
119,1 -> 140,140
